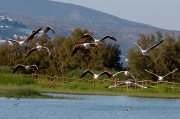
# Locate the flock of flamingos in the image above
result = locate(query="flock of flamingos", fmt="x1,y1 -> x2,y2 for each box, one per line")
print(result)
5,25 -> 179,89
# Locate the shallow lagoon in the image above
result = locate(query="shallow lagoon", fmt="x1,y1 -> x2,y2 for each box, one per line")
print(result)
0,94 -> 180,119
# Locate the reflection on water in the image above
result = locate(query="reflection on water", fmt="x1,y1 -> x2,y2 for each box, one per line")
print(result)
0,94 -> 180,119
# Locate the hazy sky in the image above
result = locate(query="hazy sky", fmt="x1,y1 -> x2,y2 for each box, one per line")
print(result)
51,0 -> 180,31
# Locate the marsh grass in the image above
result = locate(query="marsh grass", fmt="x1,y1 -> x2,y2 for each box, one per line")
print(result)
0,66 -> 12,74
0,88 -> 81,99
0,73 -> 36,85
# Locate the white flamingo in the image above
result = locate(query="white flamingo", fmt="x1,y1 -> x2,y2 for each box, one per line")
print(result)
25,43 -> 53,59
108,71 -> 147,88
81,33 -> 117,44
32,25 -> 55,39
13,64 -> 38,73
145,68 -> 178,81
130,37 -> 164,55
79,69 -> 112,80
9,28 -> 42,46
112,71 -> 136,81
71,43 -> 99,57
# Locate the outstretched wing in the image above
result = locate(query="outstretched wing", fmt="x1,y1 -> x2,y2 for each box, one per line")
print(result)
146,40 -> 164,52
13,64 -> 25,73
80,69 -> 94,78
81,33 -> 95,40
71,44 -> 83,57
100,35 -> 117,42
43,25 -> 55,34
30,65 -> 39,70
99,71 -> 113,78
164,68 -> 178,77
30,30 -> 36,34
144,69 -> 160,77
130,37 -> 143,51
25,27 -> 42,43
42,47 -> 53,59
25,48 -> 38,58
112,71 -> 125,77
128,72 -> 136,82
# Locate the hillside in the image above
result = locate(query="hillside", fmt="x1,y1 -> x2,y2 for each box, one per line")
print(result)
0,0 -> 180,54
0,13 -> 28,39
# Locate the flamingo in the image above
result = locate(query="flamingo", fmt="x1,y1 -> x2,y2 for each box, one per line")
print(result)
81,33 -> 117,44
9,28 -> 42,46
25,43 -> 53,59
32,25 -> 55,39
13,64 -> 38,73
145,68 -> 178,81
108,71 -> 147,88
79,69 -> 113,80
112,71 -> 136,81
130,37 -> 164,55
71,43 -> 99,57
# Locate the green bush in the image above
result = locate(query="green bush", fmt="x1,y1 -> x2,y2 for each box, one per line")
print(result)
0,74 -> 36,85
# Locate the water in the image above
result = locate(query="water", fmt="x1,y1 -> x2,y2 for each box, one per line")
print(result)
0,94 -> 180,119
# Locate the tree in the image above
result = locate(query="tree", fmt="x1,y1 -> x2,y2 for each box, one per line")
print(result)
0,27 -> 122,77
127,32 -> 180,82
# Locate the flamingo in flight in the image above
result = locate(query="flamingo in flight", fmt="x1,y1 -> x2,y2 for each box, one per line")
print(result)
32,25 -> 55,39
130,37 -> 164,55
71,43 -> 99,57
25,43 -> 53,59
145,68 -> 178,81
81,33 -> 117,44
108,71 -> 147,88
9,28 -> 42,46
79,69 -> 113,80
13,64 -> 38,73
112,71 -> 136,80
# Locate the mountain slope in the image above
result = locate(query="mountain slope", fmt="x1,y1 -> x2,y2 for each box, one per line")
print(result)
0,0 -> 180,54
0,13 -> 28,39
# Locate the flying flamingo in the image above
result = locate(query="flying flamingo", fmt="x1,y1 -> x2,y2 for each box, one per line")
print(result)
145,68 -> 178,81
108,71 -> 147,88
9,28 -> 42,46
130,37 -> 164,55
81,33 -> 117,44
79,69 -> 113,80
25,43 -> 53,59
13,64 -> 38,73
32,25 -> 55,39
71,43 -> 99,57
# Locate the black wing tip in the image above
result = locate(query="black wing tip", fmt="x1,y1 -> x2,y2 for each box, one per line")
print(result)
50,55 -> 53,59
71,52 -> 75,57
38,27 -> 42,30
25,55 -> 28,58
160,40 -> 164,43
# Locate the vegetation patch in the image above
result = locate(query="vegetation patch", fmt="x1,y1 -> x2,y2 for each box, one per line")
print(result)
0,88 -> 82,100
